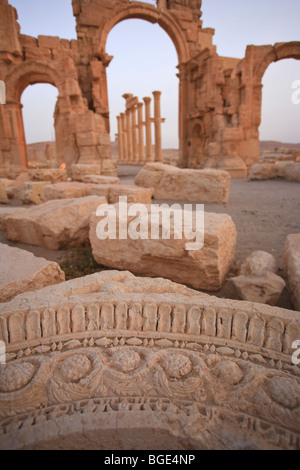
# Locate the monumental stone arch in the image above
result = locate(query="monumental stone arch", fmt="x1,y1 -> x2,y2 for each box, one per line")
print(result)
72,0 -> 209,167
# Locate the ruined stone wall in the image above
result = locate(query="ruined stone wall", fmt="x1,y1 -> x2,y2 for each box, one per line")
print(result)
0,0 -> 115,175
0,0 -> 299,175
182,41 -> 300,173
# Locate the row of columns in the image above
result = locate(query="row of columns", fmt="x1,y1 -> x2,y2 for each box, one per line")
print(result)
116,91 -> 165,164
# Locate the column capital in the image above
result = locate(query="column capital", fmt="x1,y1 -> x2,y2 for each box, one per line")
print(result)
143,96 -> 152,104
122,93 -> 133,100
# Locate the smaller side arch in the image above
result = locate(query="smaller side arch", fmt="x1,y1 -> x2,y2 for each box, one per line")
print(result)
254,41 -> 300,83
5,61 -> 63,104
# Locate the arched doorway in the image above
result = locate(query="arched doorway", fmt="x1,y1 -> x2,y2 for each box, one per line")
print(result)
241,42 -> 300,166
90,1 -> 190,164
106,18 -> 179,153
21,83 -> 58,167
259,59 -> 300,146
4,61 -> 62,168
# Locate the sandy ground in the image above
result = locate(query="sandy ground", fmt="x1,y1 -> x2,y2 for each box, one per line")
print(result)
1,164 -> 300,310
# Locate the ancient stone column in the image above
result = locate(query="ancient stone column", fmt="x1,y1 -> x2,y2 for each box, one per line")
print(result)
131,104 -> 139,163
123,93 -> 134,163
152,91 -> 164,162
116,115 -> 124,162
137,102 -> 145,164
121,113 -> 128,163
125,108 -> 133,162
143,97 -> 153,163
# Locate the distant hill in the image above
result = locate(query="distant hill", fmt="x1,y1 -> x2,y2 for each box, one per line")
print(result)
27,141 -> 56,163
260,141 -> 300,152
26,140 -> 300,162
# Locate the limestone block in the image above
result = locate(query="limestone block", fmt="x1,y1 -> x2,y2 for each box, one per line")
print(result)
5,186 -> 20,199
248,163 -> 278,180
90,206 -> 236,291
277,162 -> 300,182
44,182 -> 92,201
28,169 -> 67,184
20,181 -> 49,205
89,184 -> 111,199
109,185 -> 154,204
135,163 -> 231,203
83,175 -> 120,185
0,243 -> 65,302
0,181 -> 8,204
240,251 -> 277,276
0,207 -> 21,230
225,272 -> 285,306
1,269 -> 300,450
5,172 -> 29,199
3,196 -> 106,250
76,132 -> 99,147
71,164 -> 101,181
0,178 -> 14,189
38,35 -> 60,49
283,234 -> 300,311
216,156 -> 248,179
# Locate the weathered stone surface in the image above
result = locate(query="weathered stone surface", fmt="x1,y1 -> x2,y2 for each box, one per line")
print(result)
135,163 -> 231,203
83,175 -> 120,185
248,163 -> 278,180
71,164 -> 101,181
225,272 -> 285,306
44,182 -> 92,201
249,162 -> 300,181
277,162 -> 300,181
90,205 -> 236,291
0,181 -> 8,204
240,251 -> 277,276
4,173 -> 29,199
89,184 -> 111,199
284,234 -> 300,311
20,181 -> 48,205
0,243 -> 65,302
0,179 -> 18,202
0,207 -> 20,229
0,270 -> 299,450
0,178 -> 13,189
3,196 -> 106,249
109,185 -> 154,204
28,169 -> 67,184
216,156 -> 248,179
87,184 -> 153,204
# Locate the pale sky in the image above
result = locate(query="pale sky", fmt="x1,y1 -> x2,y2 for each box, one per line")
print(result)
8,0 -> 300,147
